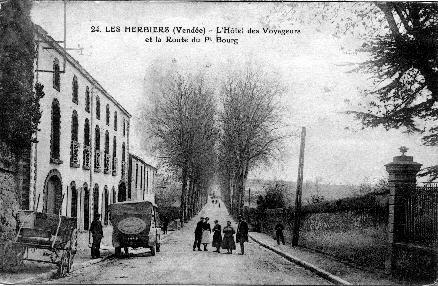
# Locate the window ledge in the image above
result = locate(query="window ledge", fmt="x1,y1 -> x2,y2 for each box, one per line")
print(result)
70,162 -> 80,168
50,157 -> 63,165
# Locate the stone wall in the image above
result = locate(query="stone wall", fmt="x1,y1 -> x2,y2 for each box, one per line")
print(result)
0,141 -> 29,270
245,191 -> 389,271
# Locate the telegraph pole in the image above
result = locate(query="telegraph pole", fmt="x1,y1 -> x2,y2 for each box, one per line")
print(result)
292,127 -> 306,246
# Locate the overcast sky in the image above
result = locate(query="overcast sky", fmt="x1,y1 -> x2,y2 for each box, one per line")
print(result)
31,1 -> 437,185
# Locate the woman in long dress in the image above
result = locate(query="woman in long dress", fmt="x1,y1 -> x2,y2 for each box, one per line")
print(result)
221,221 -> 236,254
212,220 -> 222,253
201,217 -> 211,251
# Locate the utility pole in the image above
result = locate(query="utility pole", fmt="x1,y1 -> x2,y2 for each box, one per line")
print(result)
292,127 -> 306,246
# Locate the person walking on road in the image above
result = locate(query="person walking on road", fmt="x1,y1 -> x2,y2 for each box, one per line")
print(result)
212,220 -> 222,253
236,215 -> 249,255
201,217 -> 211,251
275,222 -> 285,245
221,221 -> 236,254
193,217 -> 204,251
89,214 -> 103,259
162,216 -> 169,234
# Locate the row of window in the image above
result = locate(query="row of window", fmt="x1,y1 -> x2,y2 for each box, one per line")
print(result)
52,58 -> 128,135
135,163 -> 150,192
50,99 -> 127,174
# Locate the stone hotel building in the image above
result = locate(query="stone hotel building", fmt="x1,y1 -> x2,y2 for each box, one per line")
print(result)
29,25 -> 135,230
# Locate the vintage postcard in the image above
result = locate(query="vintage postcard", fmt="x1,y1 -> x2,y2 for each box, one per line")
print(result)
0,1 -> 437,285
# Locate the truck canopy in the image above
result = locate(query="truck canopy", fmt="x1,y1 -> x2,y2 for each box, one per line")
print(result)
110,201 -> 155,238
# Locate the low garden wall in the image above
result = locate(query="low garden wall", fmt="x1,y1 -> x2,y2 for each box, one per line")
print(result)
244,191 -> 389,271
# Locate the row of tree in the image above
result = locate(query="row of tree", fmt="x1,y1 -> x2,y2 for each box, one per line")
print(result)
143,2 -> 438,220
142,61 -> 290,220
142,64 -> 218,222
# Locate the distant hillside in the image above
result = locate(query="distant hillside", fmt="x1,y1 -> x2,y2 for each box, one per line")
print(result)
245,179 -> 360,207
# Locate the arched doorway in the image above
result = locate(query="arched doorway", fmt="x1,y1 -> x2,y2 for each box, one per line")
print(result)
93,184 -> 99,218
83,184 -> 90,230
44,170 -> 63,214
118,182 -> 126,202
70,182 -> 78,218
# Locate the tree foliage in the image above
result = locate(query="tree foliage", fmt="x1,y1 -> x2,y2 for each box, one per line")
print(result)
265,3 -> 438,179
0,0 -> 43,154
349,3 -> 438,179
261,182 -> 287,209
0,0 -> 42,271
142,64 -> 217,222
218,63 -> 289,215
347,3 -> 438,136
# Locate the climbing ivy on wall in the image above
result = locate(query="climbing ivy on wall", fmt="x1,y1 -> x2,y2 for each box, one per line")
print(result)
0,0 -> 43,154
0,0 -> 42,271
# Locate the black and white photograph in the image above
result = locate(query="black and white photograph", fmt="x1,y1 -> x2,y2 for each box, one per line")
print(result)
0,1 -> 438,285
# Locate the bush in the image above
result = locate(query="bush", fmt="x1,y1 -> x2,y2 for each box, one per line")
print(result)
257,182 -> 287,210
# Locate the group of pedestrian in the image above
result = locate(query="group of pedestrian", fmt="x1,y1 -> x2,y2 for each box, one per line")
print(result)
193,215 -> 248,255
211,199 -> 220,208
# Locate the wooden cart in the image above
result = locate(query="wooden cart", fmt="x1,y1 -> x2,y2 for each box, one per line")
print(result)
14,210 -> 78,276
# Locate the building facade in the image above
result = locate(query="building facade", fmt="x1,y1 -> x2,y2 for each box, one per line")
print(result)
128,154 -> 157,204
29,25 -> 131,230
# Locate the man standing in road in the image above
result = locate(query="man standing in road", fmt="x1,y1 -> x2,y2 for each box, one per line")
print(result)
162,216 -> 169,234
89,214 -> 103,259
275,222 -> 285,245
236,215 -> 249,255
193,217 -> 204,251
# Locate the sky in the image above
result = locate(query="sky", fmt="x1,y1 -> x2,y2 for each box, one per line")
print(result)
31,1 -> 437,185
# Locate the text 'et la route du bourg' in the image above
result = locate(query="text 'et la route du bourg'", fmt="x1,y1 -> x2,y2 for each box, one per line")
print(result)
90,26 -> 301,45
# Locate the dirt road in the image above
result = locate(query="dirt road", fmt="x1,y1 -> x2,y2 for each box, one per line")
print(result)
49,201 -> 330,285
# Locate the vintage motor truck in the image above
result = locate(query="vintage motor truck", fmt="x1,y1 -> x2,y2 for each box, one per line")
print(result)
109,200 -> 161,256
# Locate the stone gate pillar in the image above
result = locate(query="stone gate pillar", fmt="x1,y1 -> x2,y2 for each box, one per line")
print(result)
384,147 -> 421,274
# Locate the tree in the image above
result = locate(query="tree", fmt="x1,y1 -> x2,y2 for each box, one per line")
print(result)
0,0 -> 42,270
218,62 -> 289,215
141,64 -> 217,223
0,0 -> 43,154
346,3 -> 438,179
262,182 -> 287,209
265,3 -> 438,179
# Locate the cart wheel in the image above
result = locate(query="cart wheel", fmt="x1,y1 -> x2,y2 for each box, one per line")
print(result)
70,229 -> 78,254
68,229 -> 78,271
150,245 -> 156,256
67,250 -> 74,273
58,251 -> 70,277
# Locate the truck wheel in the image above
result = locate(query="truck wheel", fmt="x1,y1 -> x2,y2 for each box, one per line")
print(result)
156,243 -> 161,252
115,247 -> 121,257
150,245 -> 156,256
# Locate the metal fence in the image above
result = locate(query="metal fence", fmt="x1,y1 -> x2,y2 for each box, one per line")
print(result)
398,183 -> 438,247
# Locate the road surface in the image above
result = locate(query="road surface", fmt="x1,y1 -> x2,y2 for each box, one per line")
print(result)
48,201 -> 330,285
